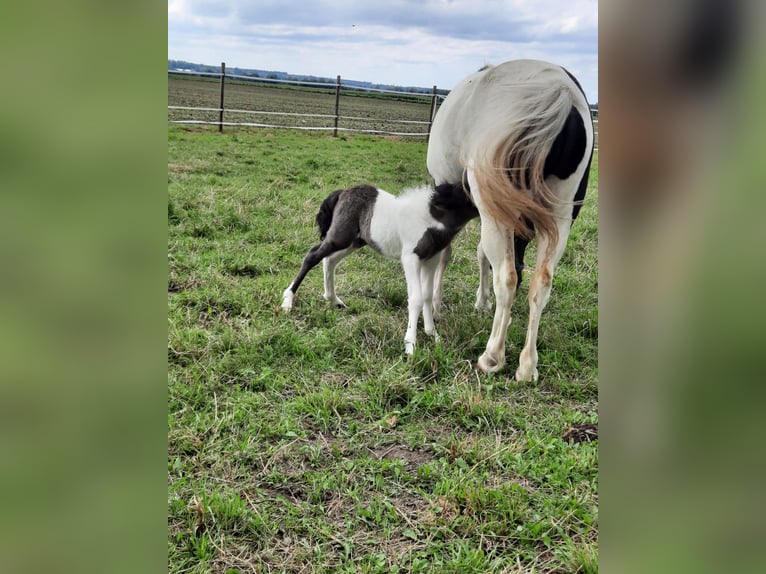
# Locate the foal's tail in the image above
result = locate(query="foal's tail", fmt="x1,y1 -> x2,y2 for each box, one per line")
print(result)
315,189 -> 343,240
467,72 -> 582,243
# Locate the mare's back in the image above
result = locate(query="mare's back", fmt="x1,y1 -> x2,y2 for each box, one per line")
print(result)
427,60 -> 588,184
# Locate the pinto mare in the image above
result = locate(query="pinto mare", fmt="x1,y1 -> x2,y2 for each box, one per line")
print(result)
281,183 -> 477,354
427,60 -> 594,381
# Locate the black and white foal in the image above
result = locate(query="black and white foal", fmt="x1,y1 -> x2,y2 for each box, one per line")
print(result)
281,182 -> 477,354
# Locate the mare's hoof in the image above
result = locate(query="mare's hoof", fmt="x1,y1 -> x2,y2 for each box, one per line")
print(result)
476,353 -> 503,373
514,365 -> 539,382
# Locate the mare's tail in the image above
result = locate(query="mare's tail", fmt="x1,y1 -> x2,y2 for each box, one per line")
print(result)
468,68 -> 586,243
315,189 -> 343,240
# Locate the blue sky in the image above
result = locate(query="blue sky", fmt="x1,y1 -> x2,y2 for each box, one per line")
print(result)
168,0 -> 598,103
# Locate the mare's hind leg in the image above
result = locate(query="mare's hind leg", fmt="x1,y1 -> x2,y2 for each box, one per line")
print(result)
475,218 -> 518,373
322,247 -> 357,307
474,234 -> 529,313
281,240 -> 346,310
515,219 -> 572,381
431,245 -> 451,322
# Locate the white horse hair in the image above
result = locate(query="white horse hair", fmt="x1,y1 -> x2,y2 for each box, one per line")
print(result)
427,59 -> 595,381
281,182 -> 478,354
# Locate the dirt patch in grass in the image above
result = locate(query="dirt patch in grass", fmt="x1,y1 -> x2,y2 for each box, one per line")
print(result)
390,490 -> 430,523
262,482 -> 308,504
372,444 -> 434,471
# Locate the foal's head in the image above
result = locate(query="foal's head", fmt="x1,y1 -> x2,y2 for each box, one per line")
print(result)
430,182 -> 479,229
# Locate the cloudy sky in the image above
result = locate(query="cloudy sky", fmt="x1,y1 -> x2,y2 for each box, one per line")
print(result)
168,0 -> 598,103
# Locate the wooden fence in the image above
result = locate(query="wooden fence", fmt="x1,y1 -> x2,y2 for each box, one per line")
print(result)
167,62 -> 598,147
168,62 -> 444,138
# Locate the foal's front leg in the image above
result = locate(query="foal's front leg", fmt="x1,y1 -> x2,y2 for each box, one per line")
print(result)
400,253 -> 424,355
431,245 -> 451,322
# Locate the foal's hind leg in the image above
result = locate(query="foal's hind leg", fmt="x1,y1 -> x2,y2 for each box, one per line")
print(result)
322,247 -> 357,307
281,240 -> 346,310
515,219 -> 571,382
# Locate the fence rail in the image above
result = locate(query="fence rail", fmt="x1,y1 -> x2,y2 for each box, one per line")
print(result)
168,63 -> 443,137
168,63 -> 598,146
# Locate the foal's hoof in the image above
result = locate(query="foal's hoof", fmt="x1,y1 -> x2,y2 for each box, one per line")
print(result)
404,341 -> 415,356
476,353 -> 504,373
424,332 -> 440,346
280,291 -> 294,311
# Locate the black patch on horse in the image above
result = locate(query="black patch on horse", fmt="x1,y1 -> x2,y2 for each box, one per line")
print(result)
543,106 -> 590,221
318,183 -> 378,247
414,226 -> 455,260
316,188 -> 344,239
413,182 -> 478,260
429,182 -> 479,228
571,149 -> 593,221
544,106 -> 587,181
557,68 -> 594,221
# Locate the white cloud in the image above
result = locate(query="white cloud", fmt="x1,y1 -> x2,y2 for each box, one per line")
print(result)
168,0 -> 598,102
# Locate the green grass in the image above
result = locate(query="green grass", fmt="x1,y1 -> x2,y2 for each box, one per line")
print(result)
168,126 -> 598,573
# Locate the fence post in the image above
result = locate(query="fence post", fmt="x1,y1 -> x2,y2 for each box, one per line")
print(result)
427,85 -> 438,141
333,75 -> 341,137
218,62 -> 226,132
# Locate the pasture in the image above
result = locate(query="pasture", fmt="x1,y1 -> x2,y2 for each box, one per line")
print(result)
168,126 -> 598,573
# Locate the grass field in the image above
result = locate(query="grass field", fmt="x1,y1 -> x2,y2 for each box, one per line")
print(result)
168,126 -> 598,573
